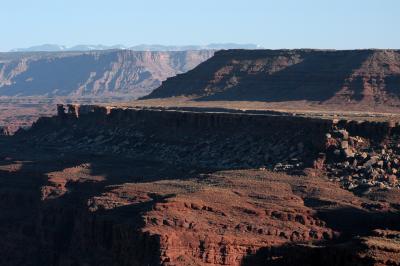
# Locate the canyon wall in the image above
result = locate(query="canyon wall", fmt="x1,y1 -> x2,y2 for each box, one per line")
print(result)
144,49 -> 400,109
56,104 -> 399,142
0,50 -> 214,97
3,105 -> 400,265
27,104 -> 399,173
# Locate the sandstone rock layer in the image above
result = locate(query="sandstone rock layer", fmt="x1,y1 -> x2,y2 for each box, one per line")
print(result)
0,50 -> 214,97
145,49 -> 400,109
0,105 -> 399,265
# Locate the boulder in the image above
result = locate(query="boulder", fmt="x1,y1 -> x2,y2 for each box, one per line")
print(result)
338,129 -> 349,140
340,141 -> 349,149
364,157 -> 378,168
388,175 -> 398,185
343,148 -> 355,158
313,153 -> 326,170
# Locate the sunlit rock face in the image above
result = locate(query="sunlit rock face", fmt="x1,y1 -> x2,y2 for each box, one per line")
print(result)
0,50 -> 214,97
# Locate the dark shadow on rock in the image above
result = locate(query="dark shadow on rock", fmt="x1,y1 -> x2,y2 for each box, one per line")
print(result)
241,242 -> 374,266
314,206 -> 400,238
0,143 -> 191,266
385,75 -> 400,99
196,50 -> 373,102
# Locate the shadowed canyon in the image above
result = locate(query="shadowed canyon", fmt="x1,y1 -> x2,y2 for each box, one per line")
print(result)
1,49 -> 400,266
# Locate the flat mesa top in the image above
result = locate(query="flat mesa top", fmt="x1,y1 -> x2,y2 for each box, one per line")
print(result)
103,97 -> 400,122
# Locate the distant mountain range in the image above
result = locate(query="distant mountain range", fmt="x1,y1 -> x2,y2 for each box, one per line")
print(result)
9,43 -> 262,52
129,43 -> 262,51
10,44 -> 127,52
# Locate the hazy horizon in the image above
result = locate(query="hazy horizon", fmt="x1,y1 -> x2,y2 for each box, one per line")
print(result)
5,43 -> 262,52
1,0 -> 399,52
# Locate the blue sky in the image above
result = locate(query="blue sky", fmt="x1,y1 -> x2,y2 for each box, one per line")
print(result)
1,0 -> 399,51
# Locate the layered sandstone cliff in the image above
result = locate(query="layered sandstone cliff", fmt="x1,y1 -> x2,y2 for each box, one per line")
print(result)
144,49 -> 400,108
0,50 -> 214,97
1,105 -> 400,265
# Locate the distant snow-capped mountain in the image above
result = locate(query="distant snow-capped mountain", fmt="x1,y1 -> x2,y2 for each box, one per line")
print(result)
10,44 -> 69,52
10,44 -> 127,52
10,43 -> 262,52
129,43 -> 263,51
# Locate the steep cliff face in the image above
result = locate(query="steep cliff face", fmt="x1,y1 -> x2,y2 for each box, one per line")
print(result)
2,106 -> 400,265
144,49 -> 400,107
29,104 -> 399,176
0,50 -> 214,97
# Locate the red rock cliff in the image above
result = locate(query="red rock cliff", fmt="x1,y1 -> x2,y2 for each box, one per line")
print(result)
144,49 -> 400,108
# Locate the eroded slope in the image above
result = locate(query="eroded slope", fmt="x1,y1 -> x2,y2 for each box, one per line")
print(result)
0,50 -> 214,97
144,49 -> 400,109
1,106 -> 400,265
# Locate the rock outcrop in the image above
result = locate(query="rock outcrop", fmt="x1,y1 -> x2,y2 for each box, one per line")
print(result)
1,153 -> 399,265
1,105 -> 400,265
0,50 -> 214,97
144,49 -> 400,109
323,125 -> 400,191
24,104 -> 400,189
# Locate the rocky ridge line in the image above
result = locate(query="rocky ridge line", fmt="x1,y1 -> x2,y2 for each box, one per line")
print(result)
0,50 -> 214,97
144,49 -> 400,109
22,104 -> 400,192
